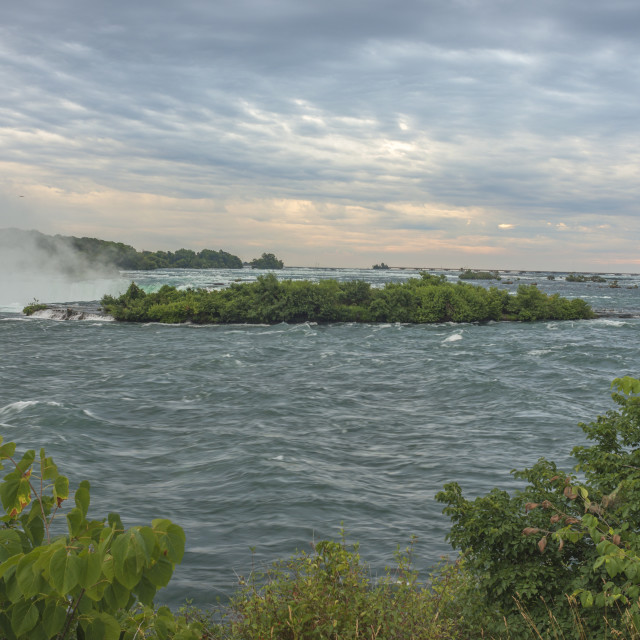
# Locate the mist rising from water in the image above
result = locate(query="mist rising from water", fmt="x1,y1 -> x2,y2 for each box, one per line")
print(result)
0,228 -> 128,311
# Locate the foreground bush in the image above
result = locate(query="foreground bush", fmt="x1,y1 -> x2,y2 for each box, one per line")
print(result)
437,376 -> 640,639
195,534 -> 473,640
0,438 -> 201,640
98,273 -> 595,324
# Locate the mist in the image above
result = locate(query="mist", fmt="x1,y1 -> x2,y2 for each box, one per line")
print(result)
0,229 -> 128,312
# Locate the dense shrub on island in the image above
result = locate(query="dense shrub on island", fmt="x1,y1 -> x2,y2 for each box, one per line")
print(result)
100,273 -> 595,324
372,262 -> 390,270
249,253 -> 284,269
0,437 -> 201,639
566,273 -> 607,283
458,269 -> 501,280
437,376 -> 640,638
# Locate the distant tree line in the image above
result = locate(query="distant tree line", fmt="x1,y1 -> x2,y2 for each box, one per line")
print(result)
3,228 -> 256,271
67,237 -> 243,270
98,272 -> 595,324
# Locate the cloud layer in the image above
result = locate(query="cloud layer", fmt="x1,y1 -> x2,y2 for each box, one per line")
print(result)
1,0 -> 639,269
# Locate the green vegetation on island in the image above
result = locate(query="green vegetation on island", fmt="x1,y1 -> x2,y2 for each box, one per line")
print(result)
98,272 -> 595,324
566,273 -> 607,283
249,253 -> 284,269
458,269 -> 502,281
372,262 -> 390,270
21,300 -> 49,316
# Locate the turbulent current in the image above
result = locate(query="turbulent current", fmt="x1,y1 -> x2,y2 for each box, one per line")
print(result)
1,267 -> 639,607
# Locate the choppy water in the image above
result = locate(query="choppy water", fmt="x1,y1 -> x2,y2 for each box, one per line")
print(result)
1,268 -> 639,607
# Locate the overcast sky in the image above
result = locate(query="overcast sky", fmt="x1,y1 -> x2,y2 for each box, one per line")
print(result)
1,0 -> 639,269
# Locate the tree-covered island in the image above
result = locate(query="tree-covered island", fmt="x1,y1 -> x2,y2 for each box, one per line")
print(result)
249,252 -> 284,269
96,273 -> 595,324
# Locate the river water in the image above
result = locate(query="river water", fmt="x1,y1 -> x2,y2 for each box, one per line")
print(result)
1,267 -> 639,607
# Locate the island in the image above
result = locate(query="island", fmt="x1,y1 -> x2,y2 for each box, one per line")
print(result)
90,273 -> 595,324
249,253 -> 284,269
458,269 -> 502,280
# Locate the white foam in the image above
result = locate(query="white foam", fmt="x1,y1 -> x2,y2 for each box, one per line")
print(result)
595,318 -> 628,327
30,309 -> 114,322
0,400 -> 62,415
444,333 -> 463,343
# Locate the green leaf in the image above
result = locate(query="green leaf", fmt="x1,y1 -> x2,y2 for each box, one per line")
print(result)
0,530 -> 23,562
21,512 -> 45,547
112,531 -> 144,590
152,519 -> 185,564
101,578 -> 130,611
606,558 -> 621,579
16,551 -> 45,598
0,442 -> 16,460
10,600 -> 39,637
134,574 -> 157,606
83,612 -> 122,640
66,507 -> 84,538
80,550 -> 103,589
75,480 -> 91,517
145,556 -> 174,587
53,475 -> 69,503
108,512 -> 124,533
42,600 -> 68,638
0,553 -> 23,580
0,476 -> 31,516
612,376 -> 640,395
49,546 -> 83,594
15,450 -> 35,474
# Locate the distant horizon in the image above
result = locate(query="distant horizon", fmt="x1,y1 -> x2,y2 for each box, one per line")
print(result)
3,226 -> 638,276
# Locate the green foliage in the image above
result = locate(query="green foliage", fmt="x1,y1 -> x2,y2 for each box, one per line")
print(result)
249,253 -> 284,269
458,269 -> 501,281
436,377 -> 640,638
101,275 -> 595,325
566,273 -> 607,283
206,533 -> 471,639
4,228 -> 243,272
22,299 -> 49,316
0,437 -> 201,639
372,263 -> 389,270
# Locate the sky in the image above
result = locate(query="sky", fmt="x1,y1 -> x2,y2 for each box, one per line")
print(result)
1,0 -> 639,270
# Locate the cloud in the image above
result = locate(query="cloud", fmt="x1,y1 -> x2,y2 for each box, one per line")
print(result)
1,0 -> 639,270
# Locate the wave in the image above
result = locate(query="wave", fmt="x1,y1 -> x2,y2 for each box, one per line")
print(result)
30,309 -> 114,322
0,400 -> 63,415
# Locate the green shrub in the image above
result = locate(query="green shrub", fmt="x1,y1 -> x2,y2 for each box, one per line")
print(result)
206,533 -> 472,640
436,377 -> 640,638
101,276 -> 595,325
0,437 -> 201,639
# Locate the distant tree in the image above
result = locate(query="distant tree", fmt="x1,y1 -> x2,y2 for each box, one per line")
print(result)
250,253 -> 284,269
372,263 -> 390,270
